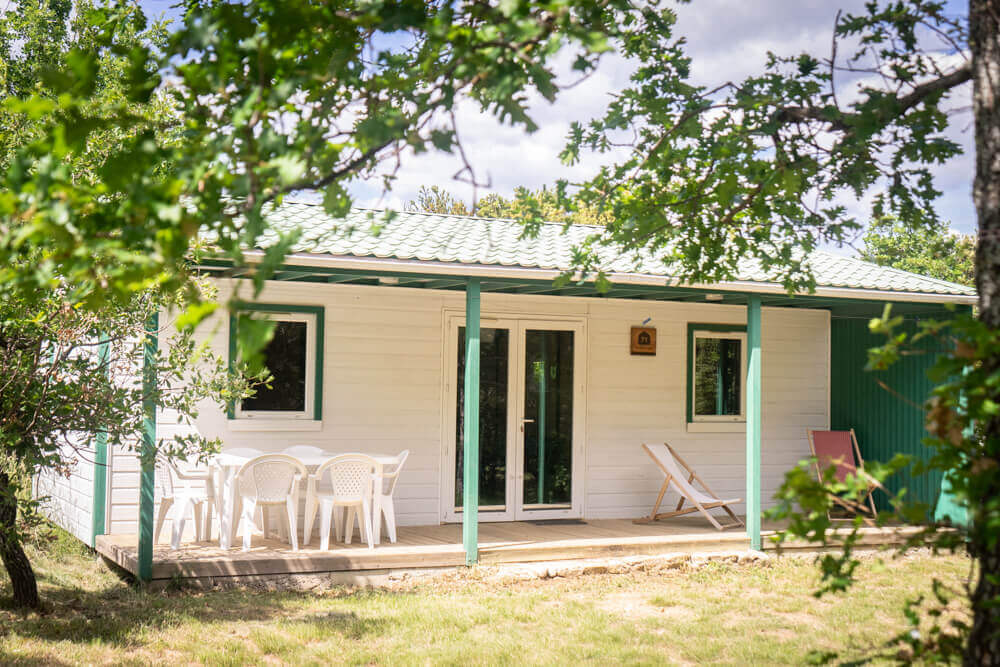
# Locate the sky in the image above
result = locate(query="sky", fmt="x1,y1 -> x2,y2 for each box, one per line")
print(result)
140,0 -> 976,251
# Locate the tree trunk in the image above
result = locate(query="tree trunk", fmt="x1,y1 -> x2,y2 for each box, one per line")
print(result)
0,470 -> 39,610
967,0 -> 1000,663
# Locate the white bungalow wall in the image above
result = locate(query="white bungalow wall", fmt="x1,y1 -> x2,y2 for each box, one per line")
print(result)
35,437 -> 98,546
105,280 -> 830,534
33,339 -> 121,544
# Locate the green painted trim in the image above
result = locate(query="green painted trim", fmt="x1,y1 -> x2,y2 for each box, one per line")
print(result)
227,311 -> 238,419
831,317 -> 947,513
685,323 -> 747,424
462,279 -> 481,566
228,303 -> 326,421
138,314 -> 158,582
90,335 -> 111,548
745,297 -> 763,551
196,259 -> 963,318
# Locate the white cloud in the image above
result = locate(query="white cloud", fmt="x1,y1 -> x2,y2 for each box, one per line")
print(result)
345,0 -> 975,244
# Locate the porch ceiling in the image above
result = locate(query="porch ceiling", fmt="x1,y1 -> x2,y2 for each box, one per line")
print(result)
197,259 -> 962,319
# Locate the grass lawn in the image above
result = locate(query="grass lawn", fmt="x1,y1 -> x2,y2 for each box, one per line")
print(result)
0,528 -> 971,665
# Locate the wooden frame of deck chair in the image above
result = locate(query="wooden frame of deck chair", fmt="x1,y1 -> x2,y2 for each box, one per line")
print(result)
806,429 -> 878,523
633,443 -> 745,530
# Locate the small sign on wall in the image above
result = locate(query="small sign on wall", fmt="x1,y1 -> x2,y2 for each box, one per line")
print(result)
630,326 -> 656,355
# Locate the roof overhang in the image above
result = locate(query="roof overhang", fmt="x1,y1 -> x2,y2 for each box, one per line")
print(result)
228,251 -> 977,307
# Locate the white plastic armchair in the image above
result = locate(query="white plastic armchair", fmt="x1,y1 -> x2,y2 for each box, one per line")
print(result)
154,458 -> 216,550
374,450 -> 409,544
305,454 -> 378,550
234,454 -> 307,552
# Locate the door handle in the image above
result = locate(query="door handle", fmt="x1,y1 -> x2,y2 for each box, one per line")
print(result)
521,418 -> 534,433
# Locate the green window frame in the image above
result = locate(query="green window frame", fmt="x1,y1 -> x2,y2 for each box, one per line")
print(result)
228,303 -> 325,421
686,323 -> 747,424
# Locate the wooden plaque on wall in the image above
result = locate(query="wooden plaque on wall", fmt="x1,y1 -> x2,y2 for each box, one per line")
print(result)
630,326 -> 656,355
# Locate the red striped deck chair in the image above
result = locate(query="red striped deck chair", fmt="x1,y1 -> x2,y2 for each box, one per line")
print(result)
807,429 -> 879,520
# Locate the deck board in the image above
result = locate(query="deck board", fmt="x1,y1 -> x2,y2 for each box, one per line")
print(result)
95,518 -> 916,582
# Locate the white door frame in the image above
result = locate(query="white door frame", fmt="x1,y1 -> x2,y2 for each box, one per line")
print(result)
441,313 -> 587,523
442,315 -> 519,523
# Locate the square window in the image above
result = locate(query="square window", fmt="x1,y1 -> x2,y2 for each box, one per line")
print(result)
690,330 -> 747,422
232,308 -> 322,421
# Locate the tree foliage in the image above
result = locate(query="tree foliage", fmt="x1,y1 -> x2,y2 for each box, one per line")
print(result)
0,0 -> 250,609
405,184 -> 611,225
4,0 -> 1000,659
860,217 -> 975,287
533,1 -> 995,662
0,0 -> 645,335
0,0 -> 647,609
526,2 -> 971,293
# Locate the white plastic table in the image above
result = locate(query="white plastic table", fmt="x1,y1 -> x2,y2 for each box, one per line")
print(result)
212,449 -> 397,550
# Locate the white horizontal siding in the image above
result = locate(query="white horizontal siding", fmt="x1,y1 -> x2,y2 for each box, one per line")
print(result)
107,279 -> 829,535
107,439 -> 141,536
112,281 -> 451,534
35,437 -> 96,546
583,301 -> 829,518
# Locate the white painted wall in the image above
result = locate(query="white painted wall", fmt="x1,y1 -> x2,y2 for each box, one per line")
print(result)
583,301 -> 829,518
105,279 -> 829,534
35,437 -> 98,546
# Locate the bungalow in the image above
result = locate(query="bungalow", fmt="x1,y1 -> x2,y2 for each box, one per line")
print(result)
36,204 -> 976,583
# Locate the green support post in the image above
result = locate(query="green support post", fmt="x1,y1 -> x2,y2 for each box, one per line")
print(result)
463,279 -> 481,566
746,296 -> 762,550
90,335 -> 111,547
138,313 -> 158,582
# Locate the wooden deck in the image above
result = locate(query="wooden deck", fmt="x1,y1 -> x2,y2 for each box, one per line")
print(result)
95,518 -> 915,582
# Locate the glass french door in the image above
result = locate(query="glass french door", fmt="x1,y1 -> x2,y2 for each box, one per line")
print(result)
454,325 -> 511,511
520,329 -> 575,510
446,317 -> 583,522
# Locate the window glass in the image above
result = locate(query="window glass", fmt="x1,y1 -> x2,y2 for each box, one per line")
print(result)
522,329 -> 574,507
455,326 -> 509,509
241,320 -> 308,413
694,336 -> 743,417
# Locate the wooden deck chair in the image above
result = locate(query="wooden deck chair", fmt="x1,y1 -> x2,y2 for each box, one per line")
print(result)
806,429 -> 878,520
634,443 -> 744,530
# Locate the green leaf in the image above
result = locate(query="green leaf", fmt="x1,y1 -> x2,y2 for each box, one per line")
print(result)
323,182 -> 353,218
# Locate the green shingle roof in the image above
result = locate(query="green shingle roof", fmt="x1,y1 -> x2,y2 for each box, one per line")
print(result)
254,202 -> 975,299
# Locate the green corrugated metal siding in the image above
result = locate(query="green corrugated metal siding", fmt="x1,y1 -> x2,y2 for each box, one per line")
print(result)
830,316 -> 945,511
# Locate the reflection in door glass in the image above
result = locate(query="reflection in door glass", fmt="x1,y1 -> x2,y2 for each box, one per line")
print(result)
522,330 -> 573,507
456,327 -> 509,509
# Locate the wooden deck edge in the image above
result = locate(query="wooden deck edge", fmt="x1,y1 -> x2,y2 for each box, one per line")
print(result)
95,535 -> 139,575
154,552 -> 467,579
95,525 -> 918,582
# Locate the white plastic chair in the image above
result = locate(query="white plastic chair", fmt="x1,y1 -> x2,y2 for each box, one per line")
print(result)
215,447 -> 265,546
374,450 -> 409,544
153,458 -> 216,550
284,446 -> 327,545
233,454 -> 306,552
304,454 -> 377,550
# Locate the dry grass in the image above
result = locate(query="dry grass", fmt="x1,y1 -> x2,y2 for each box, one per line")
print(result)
0,527 -> 972,665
